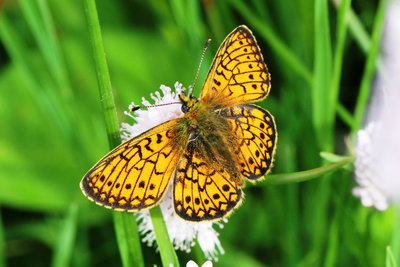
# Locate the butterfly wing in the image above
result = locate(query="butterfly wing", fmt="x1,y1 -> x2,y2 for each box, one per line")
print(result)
220,104 -> 277,180
200,25 -> 271,107
80,119 -> 184,211
173,140 -> 242,221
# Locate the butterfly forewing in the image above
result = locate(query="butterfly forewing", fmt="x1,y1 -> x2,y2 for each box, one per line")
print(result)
81,120 -> 184,211
200,25 -> 271,108
173,141 -> 242,221
220,104 -> 277,180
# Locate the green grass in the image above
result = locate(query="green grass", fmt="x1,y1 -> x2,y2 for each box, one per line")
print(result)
0,0 -> 396,266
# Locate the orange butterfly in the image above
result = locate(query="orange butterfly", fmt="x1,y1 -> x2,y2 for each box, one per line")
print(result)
80,25 -> 277,221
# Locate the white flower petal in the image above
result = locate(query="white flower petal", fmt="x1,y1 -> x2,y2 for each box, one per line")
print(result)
186,260 -> 199,267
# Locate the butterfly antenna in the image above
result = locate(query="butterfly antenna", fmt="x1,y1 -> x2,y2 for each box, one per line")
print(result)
189,38 -> 212,96
130,102 -> 181,112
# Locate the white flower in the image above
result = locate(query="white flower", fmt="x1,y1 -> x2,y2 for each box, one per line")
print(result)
353,123 -> 389,210
353,1 -> 400,210
186,260 -> 213,267
121,82 -> 185,141
120,82 -> 225,260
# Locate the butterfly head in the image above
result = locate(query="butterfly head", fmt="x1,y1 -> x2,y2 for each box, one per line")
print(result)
179,92 -> 198,113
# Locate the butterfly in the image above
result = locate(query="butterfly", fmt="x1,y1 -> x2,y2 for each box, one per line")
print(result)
80,25 -> 277,221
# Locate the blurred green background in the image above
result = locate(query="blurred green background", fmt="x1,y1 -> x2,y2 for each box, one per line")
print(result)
0,0 -> 397,266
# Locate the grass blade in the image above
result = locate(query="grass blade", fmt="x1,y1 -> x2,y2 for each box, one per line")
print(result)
386,246 -> 398,267
82,0 -> 144,266
392,208 -> 400,265
312,0 -> 333,150
113,213 -> 145,267
352,0 -> 386,134
331,0 -> 352,127
259,157 -> 354,185
311,1 -> 333,264
83,0 -> 120,147
347,8 -> 371,53
149,206 -> 180,267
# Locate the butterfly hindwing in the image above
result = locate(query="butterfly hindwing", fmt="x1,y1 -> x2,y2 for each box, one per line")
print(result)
220,104 -> 277,180
200,25 -> 271,108
81,120 -> 184,211
173,141 -> 242,221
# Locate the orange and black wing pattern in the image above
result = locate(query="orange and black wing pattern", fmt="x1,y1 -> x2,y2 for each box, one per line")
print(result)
200,25 -> 271,108
220,104 -> 277,180
80,120 -> 184,211
173,141 -> 242,221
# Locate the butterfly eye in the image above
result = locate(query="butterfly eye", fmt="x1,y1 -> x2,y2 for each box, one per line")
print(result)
181,104 -> 189,113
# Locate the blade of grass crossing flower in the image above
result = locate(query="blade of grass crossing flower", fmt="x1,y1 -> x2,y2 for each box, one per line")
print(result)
83,0 -> 144,266
386,247 -> 398,267
149,206 -> 180,267
51,203 -> 78,267
352,0 -> 387,135
113,213 -> 144,267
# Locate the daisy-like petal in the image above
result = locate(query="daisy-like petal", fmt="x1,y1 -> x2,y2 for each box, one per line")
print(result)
121,83 -> 225,260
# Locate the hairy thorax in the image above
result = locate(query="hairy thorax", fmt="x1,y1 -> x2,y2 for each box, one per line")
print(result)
175,99 -> 244,186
